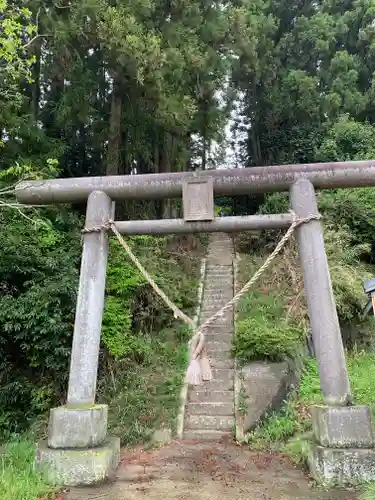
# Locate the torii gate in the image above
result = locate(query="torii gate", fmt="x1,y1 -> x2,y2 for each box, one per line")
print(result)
16,161 -> 375,486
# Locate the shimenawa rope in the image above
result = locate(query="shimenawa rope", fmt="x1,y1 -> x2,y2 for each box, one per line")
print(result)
82,211 -> 321,385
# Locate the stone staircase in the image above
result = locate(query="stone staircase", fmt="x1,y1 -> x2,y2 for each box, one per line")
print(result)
183,233 -> 235,441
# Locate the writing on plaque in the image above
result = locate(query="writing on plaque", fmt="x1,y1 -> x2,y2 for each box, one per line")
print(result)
182,177 -> 214,221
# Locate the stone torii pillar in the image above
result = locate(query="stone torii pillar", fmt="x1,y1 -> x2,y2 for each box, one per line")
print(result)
291,179 -> 375,484
36,191 -> 120,486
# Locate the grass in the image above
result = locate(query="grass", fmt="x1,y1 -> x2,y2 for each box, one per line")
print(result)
98,323 -> 190,445
0,438 -> 57,500
361,483 -> 375,500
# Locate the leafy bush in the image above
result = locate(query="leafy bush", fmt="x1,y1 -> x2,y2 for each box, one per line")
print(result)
0,207 -> 81,437
102,235 -> 199,361
234,314 -> 303,362
233,290 -> 304,362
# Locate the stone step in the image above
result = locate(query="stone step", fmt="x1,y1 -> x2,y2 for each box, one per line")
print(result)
206,285 -> 232,289
202,297 -> 233,304
201,315 -> 233,321
204,333 -> 233,343
202,295 -> 233,302
205,282 -> 232,286
206,341 -> 232,353
209,357 -> 234,369
203,326 -> 234,333
200,317 -> 233,324
193,378 -> 234,392
208,348 -> 233,359
183,429 -> 233,442
205,273 -> 233,278
186,402 -> 234,416
185,414 -> 235,430
201,308 -> 233,315
207,260 -> 233,263
201,304 -> 233,310
211,368 -> 234,380
201,304 -> 231,311
203,294 -> 232,299
200,316 -> 233,322
203,324 -> 234,331
206,272 -> 233,279
202,298 -> 232,304
205,275 -> 232,280
200,319 -> 233,327
206,263 -> 233,268
201,328 -> 233,336
208,254 -> 233,258
202,290 -> 233,304
188,389 -> 234,403
181,233 -> 235,441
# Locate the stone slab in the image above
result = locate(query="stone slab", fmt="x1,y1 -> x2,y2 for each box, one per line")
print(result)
36,436 -> 120,486
185,414 -> 235,430
188,389 -> 234,403
240,361 -> 297,433
48,404 -> 108,449
194,377 -> 234,391
311,405 -> 374,448
183,429 -> 232,441
209,358 -> 234,369
188,402 -> 234,416
152,428 -> 172,445
308,445 -> 375,485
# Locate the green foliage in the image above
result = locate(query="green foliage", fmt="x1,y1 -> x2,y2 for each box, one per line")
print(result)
256,184 -> 375,325
0,1 -> 36,85
299,353 -> 375,416
99,326 -> 189,445
233,291 -> 304,362
101,236 -> 198,362
360,483 -> 375,500
0,206 -> 81,438
0,438 -> 56,500
244,400 -> 308,451
233,0 -> 375,166
102,297 -> 135,360
317,115 -> 375,162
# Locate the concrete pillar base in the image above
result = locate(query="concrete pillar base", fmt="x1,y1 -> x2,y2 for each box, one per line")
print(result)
308,445 -> 375,486
308,404 -> 375,485
311,404 -> 374,448
48,404 -> 108,449
35,436 -> 120,486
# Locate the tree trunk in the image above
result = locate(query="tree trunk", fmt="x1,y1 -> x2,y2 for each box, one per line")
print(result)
31,39 -> 41,122
160,131 -> 173,219
106,74 -> 122,176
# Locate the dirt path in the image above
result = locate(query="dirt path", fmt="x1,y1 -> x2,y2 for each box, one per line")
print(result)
64,439 -> 358,500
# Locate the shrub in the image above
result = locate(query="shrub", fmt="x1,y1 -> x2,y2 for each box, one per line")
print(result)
233,291 -> 304,362
0,207 -> 81,438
